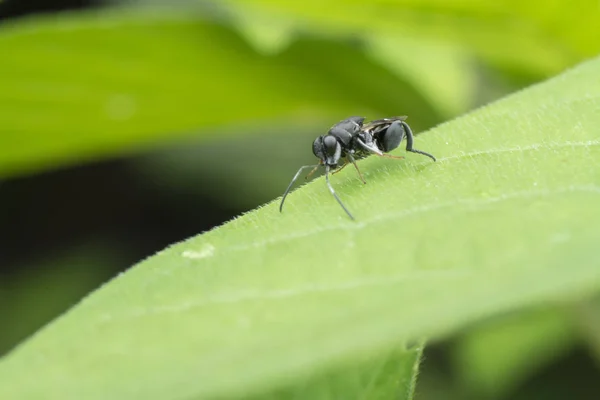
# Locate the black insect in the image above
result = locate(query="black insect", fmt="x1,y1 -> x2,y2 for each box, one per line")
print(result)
279,116 -> 436,220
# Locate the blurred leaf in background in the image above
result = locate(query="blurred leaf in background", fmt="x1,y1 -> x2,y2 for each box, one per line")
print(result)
0,243 -> 119,355
3,0 -> 600,180
451,308 -> 578,398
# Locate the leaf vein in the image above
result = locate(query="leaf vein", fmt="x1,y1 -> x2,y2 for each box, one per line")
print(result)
437,140 -> 600,163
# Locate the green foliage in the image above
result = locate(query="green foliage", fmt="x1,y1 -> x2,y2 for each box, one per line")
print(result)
256,344 -> 424,400
2,2 -> 600,399
224,0 -> 600,74
0,8 -> 440,179
2,1 -> 599,180
452,308 -> 576,397
0,247 -> 118,355
1,49 -> 600,399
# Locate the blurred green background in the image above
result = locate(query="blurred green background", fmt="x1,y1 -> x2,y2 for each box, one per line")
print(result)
1,1 -> 599,399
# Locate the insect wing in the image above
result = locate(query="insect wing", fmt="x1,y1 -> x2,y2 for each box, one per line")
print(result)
361,116 -> 407,134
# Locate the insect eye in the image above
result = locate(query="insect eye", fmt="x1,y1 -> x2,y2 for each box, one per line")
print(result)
312,136 -> 325,159
323,135 -> 338,156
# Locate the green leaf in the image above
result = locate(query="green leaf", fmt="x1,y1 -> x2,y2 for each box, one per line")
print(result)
451,308 -> 576,398
576,298 -> 600,366
0,8 -> 440,179
223,0 -> 600,75
224,0 -> 600,120
1,55 -> 600,400
0,244 -> 118,355
365,37 -> 477,117
254,344 -> 424,400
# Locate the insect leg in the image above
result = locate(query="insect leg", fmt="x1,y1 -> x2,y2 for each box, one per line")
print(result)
325,165 -> 354,220
346,153 -> 366,184
401,121 -> 437,161
280,164 -> 321,213
304,164 -> 321,180
378,153 -> 404,160
331,161 -> 348,175
356,137 -> 404,160
356,137 -> 384,155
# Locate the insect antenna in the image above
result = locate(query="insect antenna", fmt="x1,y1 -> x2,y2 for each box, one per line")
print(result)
280,164 -> 321,212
